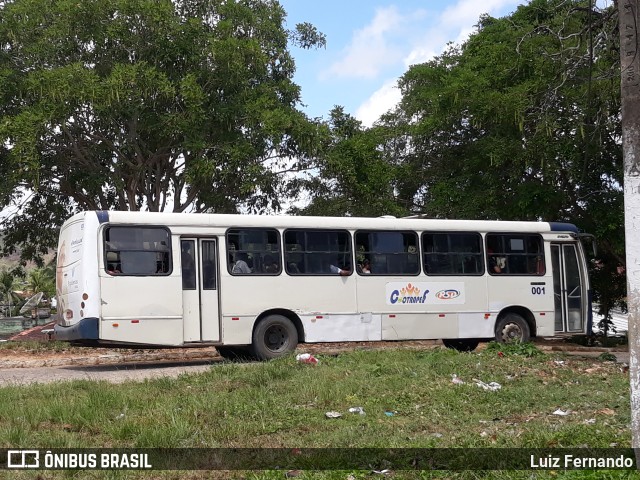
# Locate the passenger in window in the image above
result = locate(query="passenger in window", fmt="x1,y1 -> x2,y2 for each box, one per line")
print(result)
488,249 -> 506,274
107,264 -> 121,275
360,259 -> 371,274
328,263 -> 351,276
232,252 -> 252,274
287,262 -> 301,274
263,254 -> 279,274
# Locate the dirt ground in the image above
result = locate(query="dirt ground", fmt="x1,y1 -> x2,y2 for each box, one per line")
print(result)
0,321 -> 629,369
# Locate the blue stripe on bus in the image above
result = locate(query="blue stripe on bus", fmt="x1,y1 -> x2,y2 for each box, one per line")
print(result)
96,211 -> 110,224
548,222 -> 579,233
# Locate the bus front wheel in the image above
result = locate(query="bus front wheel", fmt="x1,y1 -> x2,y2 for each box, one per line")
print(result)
495,313 -> 530,343
252,315 -> 298,360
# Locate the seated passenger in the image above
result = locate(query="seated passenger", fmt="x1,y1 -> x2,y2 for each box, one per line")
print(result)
287,262 -> 301,274
232,252 -> 252,274
263,254 -> 279,274
360,259 -> 371,274
489,255 -> 506,273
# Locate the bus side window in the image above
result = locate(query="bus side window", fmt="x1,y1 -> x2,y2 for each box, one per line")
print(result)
486,233 -> 544,276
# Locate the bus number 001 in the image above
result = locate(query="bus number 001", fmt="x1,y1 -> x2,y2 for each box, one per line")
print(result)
531,286 -> 546,295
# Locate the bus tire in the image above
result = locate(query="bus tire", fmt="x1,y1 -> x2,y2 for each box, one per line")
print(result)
442,339 -> 479,352
495,313 -> 530,343
216,346 -> 254,361
252,314 -> 298,360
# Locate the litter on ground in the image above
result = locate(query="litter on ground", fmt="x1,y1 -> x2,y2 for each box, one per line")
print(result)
473,379 -> 501,391
296,353 -> 319,365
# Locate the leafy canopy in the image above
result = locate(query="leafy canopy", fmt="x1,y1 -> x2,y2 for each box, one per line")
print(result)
0,0 -> 325,261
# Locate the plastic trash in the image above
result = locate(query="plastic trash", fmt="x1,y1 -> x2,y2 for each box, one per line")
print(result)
325,411 -> 342,419
552,409 -> 571,416
473,379 -> 501,391
296,353 -> 319,365
348,407 -> 365,415
384,411 -> 395,417
451,374 -> 465,385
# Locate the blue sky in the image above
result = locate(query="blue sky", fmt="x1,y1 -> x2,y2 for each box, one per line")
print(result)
279,0 -> 527,126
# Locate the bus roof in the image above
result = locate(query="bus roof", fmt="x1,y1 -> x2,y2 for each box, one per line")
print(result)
62,211 -> 580,235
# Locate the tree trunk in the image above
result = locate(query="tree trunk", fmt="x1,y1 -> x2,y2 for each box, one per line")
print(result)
618,0 -> 640,455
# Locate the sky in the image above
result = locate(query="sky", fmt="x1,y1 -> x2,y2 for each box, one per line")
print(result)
279,0 -> 527,127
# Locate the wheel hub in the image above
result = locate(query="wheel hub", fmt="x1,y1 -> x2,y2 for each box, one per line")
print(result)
503,324 -> 522,341
265,326 -> 285,350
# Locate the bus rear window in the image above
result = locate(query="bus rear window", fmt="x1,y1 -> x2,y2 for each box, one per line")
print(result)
104,227 -> 171,276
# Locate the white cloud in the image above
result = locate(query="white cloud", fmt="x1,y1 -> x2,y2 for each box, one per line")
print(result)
404,0 -> 521,68
355,79 -> 401,127
322,6 -> 409,80
439,0 -> 521,28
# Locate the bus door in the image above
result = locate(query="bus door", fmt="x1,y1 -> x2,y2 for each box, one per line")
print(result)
551,243 -> 585,333
181,238 -> 220,342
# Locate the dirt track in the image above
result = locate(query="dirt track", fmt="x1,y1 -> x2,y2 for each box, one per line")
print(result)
0,334 -> 629,386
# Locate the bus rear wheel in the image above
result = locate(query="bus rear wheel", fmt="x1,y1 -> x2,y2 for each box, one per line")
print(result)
252,314 -> 298,360
495,313 -> 530,343
442,339 -> 480,352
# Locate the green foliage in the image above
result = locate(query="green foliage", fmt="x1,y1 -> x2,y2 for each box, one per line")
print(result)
385,0 -> 623,312
484,341 -> 544,358
0,268 -> 21,316
392,0 -> 621,224
598,352 -> 618,362
292,107 -> 407,217
0,0 -> 325,262
25,266 -> 55,298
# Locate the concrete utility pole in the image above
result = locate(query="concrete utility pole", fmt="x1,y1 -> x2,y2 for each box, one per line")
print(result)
618,0 -> 640,452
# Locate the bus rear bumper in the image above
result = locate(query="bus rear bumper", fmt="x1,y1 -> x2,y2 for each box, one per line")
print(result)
54,318 -> 99,342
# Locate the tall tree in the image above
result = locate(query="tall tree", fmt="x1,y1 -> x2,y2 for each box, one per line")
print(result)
292,107 -> 405,218
0,0 -> 325,262
387,0 -> 624,314
393,0 -> 621,226
0,269 -> 19,317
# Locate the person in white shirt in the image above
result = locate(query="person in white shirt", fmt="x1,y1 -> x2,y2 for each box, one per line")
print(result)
232,252 -> 252,274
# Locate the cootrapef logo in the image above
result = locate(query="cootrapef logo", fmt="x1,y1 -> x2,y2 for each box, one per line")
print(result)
435,289 -> 461,300
389,283 -> 429,304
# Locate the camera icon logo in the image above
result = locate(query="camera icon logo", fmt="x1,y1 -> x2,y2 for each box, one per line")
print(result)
7,450 -> 40,469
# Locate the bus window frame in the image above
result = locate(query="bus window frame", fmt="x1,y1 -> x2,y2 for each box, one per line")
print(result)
354,230 -> 421,276
103,225 -> 173,277
283,228 -> 353,276
422,231 -> 485,276
226,227 -> 282,276
485,232 -> 545,276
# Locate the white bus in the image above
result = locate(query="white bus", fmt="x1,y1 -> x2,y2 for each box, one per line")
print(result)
54,211 -> 593,358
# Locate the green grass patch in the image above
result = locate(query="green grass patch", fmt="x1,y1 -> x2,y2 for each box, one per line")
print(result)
0,347 -> 632,479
